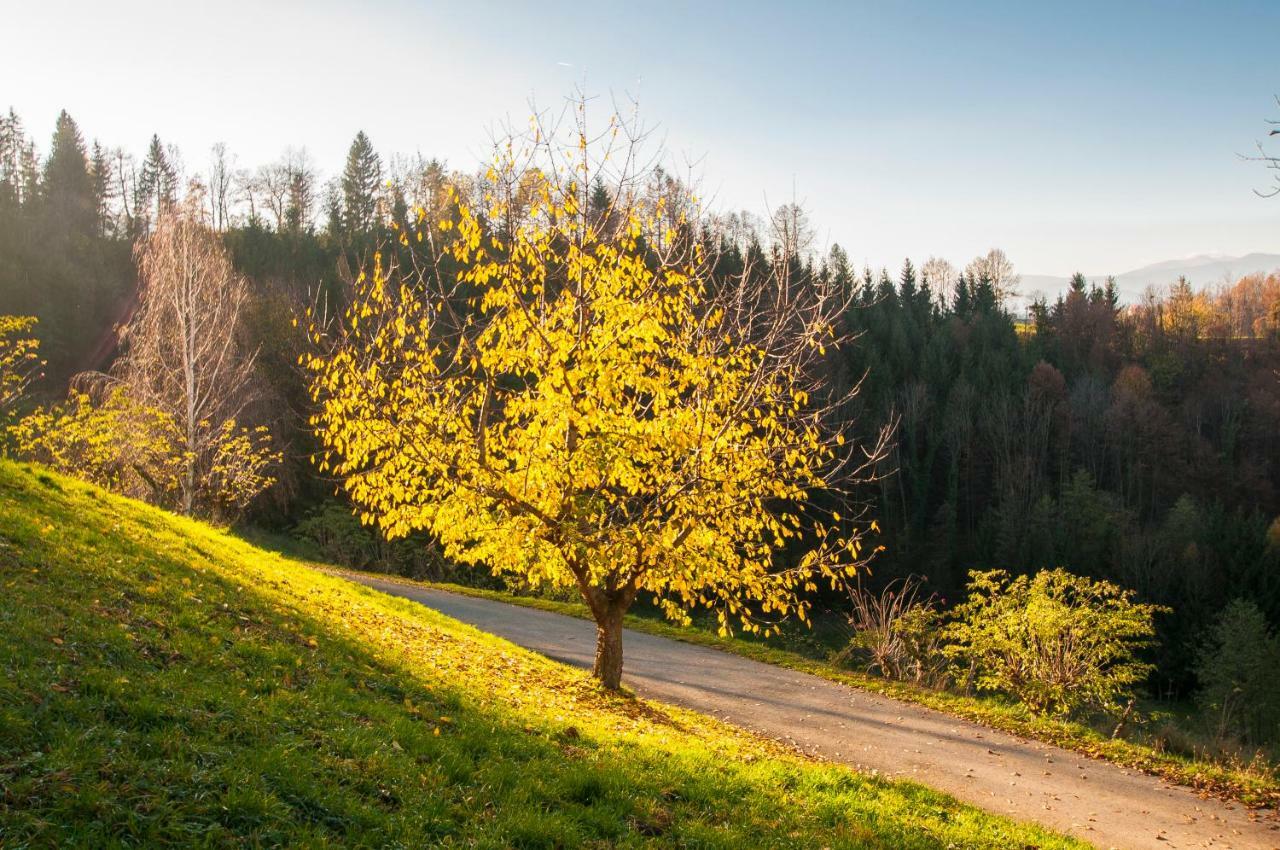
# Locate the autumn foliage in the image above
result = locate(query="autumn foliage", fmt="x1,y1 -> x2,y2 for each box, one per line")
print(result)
944,568 -> 1165,718
305,109 -> 885,687
0,315 -> 41,415
7,204 -> 279,520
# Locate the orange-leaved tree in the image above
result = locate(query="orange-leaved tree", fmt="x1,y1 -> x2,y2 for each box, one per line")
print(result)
304,104 -> 888,688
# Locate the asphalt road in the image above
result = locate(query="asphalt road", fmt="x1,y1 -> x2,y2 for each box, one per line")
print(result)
344,573 -> 1279,850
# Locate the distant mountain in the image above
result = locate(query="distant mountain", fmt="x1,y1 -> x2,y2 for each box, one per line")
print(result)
1020,253 -> 1280,306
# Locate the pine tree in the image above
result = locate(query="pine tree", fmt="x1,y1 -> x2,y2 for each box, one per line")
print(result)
341,131 -> 381,234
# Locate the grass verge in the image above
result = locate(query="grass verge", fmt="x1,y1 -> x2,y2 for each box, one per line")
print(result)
324,568 -> 1280,811
0,460 -> 1083,849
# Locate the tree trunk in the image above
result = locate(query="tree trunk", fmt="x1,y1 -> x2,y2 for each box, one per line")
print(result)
592,606 -> 625,690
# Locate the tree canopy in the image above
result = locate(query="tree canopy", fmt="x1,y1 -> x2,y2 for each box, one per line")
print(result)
305,111 -> 886,687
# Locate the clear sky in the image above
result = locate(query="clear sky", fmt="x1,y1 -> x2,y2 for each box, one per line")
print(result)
4,0 -> 1278,276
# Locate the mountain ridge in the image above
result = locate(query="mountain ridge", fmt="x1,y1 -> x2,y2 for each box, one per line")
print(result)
1020,252 -> 1280,305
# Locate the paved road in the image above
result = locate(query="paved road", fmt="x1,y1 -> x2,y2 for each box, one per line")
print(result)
346,574 -> 1279,850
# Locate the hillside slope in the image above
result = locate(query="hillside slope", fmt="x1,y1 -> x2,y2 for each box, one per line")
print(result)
0,461 -> 1079,848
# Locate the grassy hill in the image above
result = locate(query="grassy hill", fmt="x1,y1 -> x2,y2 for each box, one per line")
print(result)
0,461 -> 1080,849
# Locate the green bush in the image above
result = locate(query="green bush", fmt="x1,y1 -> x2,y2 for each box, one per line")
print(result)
944,568 -> 1164,718
1195,599 -> 1280,746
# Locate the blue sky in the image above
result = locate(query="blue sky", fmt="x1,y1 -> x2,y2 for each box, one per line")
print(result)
4,0 -> 1278,275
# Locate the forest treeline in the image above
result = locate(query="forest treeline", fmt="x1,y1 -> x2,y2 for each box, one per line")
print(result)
2,107 -> 1279,694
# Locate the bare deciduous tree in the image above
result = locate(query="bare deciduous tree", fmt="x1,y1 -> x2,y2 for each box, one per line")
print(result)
965,248 -> 1020,304
921,257 -> 958,307
249,148 -> 316,233
770,201 -> 816,259
116,197 -> 267,515
111,148 -> 137,235
207,142 -> 235,230
1249,94 -> 1280,198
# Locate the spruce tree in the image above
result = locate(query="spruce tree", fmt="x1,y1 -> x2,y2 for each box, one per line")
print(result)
953,274 -> 972,316
1104,276 -> 1120,312
18,140 -> 40,207
43,110 -> 96,237
341,131 -> 381,234
89,141 -> 112,236
137,134 -> 177,230
899,258 -> 918,302
0,109 -> 26,209
323,178 -> 343,237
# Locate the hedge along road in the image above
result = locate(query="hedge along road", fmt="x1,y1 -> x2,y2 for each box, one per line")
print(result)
342,573 -> 1279,850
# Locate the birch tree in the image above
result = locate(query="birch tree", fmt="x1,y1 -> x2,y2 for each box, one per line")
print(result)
117,199 -> 277,516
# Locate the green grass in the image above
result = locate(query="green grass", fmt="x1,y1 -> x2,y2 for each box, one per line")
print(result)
0,460 -> 1083,849
331,569 -> 1280,811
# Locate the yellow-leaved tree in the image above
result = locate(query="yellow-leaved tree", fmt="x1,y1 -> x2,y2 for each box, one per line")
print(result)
305,105 -> 888,688
0,315 -> 43,418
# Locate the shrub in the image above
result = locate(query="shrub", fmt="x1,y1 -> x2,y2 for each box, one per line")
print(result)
10,388 -> 183,502
944,568 -> 1164,718
10,386 -> 279,521
1194,599 -> 1280,746
839,576 -> 948,687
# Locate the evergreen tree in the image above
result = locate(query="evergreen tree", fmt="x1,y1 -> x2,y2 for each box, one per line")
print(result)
285,165 -> 316,234
43,110 -> 96,237
0,109 -> 40,208
859,266 -> 875,304
588,179 -> 611,219
18,139 -> 40,207
323,178 -> 343,236
828,244 -> 853,302
341,131 -> 381,234
899,258 -> 918,302
953,273 -> 972,316
89,141 -> 112,236
1104,276 -> 1120,311
0,108 -> 26,209
876,268 -> 897,305
972,273 -> 998,313
136,134 -> 177,230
